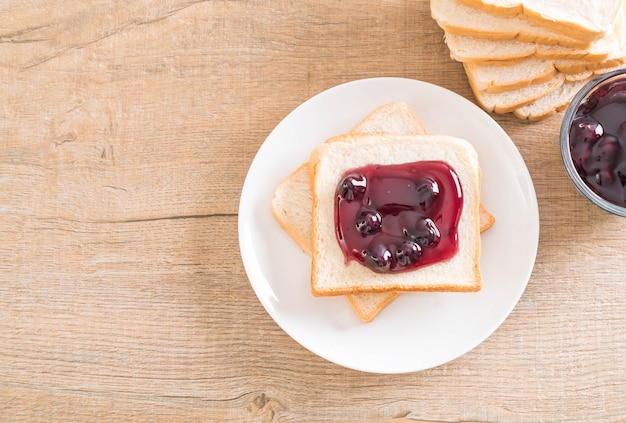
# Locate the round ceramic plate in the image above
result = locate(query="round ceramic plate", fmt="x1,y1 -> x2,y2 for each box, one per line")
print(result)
238,77 -> 539,374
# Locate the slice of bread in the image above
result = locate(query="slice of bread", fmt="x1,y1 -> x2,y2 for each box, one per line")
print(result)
464,54 -> 625,94
444,30 -> 617,63
430,0 -> 594,48
464,57 -> 558,93
480,203 -> 496,230
272,163 -> 315,255
470,72 -> 565,114
513,78 -> 590,121
455,0 -> 623,43
445,33 -> 538,63
309,134 -> 482,296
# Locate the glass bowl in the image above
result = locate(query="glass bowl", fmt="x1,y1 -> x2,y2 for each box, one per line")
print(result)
560,67 -> 626,217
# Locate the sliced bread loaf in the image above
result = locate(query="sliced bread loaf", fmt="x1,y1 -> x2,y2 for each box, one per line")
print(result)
309,134 -> 482,296
431,0 -> 625,119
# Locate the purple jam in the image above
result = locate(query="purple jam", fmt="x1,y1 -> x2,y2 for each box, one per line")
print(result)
334,161 -> 463,273
569,77 -> 626,206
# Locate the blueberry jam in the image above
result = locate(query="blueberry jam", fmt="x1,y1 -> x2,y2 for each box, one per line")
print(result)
334,161 -> 463,273
569,77 -> 626,206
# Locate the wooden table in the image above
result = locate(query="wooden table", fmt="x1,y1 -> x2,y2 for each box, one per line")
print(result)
1,1 -> 624,421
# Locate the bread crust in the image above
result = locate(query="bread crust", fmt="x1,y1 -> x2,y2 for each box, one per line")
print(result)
345,292 -> 400,323
479,203 -> 496,231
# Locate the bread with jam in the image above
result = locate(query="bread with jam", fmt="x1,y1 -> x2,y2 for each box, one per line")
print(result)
309,133 -> 483,296
272,103 -> 492,321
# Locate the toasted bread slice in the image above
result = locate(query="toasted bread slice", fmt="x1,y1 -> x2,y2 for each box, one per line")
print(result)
309,134 -> 483,296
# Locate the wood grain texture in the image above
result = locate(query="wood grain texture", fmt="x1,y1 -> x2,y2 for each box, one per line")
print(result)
0,0 -> 625,422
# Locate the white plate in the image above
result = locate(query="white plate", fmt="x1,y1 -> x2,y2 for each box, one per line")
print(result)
238,77 -> 539,374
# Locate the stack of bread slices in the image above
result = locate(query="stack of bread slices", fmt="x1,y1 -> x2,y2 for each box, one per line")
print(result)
430,0 -> 626,120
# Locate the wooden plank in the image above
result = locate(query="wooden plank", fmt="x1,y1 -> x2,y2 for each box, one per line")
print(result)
0,0 -> 625,421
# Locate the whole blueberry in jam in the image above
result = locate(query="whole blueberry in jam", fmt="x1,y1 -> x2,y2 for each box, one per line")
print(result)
334,161 -> 462,273
414,177 -> 440,211
412,217 -> 441,247
337,174 -> 366,201
355,209 -> 382,236
394,240 -> 422,267
363,243 -> 393,273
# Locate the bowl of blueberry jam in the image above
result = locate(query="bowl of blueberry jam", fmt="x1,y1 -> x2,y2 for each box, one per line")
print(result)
561,68 -> 626,216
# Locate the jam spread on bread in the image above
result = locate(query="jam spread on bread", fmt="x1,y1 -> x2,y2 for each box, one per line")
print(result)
569,78 -> 626,206
334,161 -> 463,273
